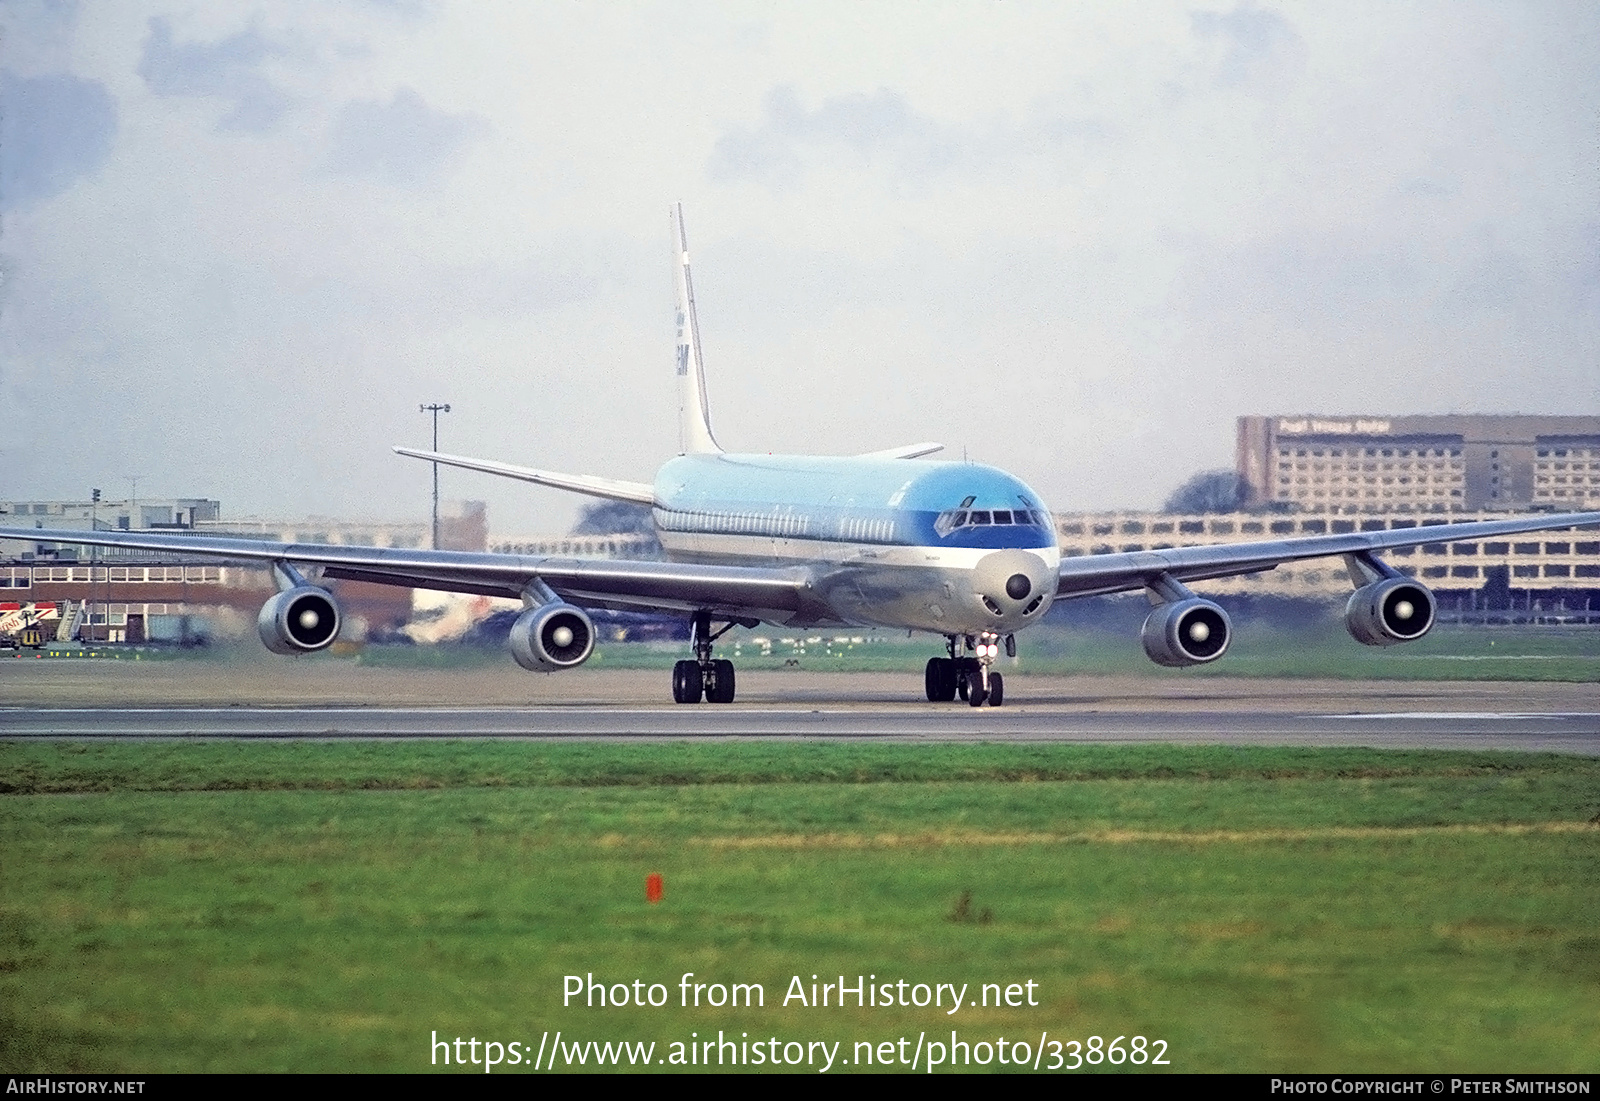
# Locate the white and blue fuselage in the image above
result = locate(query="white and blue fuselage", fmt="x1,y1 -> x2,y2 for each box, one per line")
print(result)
651,453 -> 1061,634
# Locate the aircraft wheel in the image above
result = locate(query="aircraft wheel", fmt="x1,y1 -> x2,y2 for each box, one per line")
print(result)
956,661 -> 970,701
706,659 -> 736,703
672,660 -> 704,704
966,671 -> 987,708
987,672 -> 1004,707
925,657 -> 957,702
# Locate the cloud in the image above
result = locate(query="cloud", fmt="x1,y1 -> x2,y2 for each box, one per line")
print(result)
1189,3 -> 1307,96
137,16 -> 294,132
708,85 -> 1104,190
326,87 -> 485,185
0,0 -> 80,74
0,69 -> 117,208
360,0 -> 438,16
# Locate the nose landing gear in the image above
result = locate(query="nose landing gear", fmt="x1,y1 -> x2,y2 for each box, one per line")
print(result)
924,633 -> 1008,707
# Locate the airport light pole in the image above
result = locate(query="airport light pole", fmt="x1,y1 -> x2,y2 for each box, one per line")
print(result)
420,403 -> 451,550
90,489 -> 100,644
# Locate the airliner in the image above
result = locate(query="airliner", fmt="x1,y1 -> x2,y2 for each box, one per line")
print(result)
6,206 -> 1597,706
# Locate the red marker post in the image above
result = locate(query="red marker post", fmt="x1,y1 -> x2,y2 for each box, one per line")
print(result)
645,873 -> 664,904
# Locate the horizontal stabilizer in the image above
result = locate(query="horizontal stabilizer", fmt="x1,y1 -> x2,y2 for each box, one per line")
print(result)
857,442 -> 945,460
392,447 -> 656,505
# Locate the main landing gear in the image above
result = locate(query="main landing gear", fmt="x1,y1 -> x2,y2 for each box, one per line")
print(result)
924,633 -> 1010,707
671,611 -> 754,704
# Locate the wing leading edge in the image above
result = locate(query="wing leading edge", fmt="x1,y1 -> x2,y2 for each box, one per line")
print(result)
0,527 -> 820,624
1055,511 -> 1600,599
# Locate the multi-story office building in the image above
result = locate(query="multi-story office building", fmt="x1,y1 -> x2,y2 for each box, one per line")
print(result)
1236,415 -> 1600,513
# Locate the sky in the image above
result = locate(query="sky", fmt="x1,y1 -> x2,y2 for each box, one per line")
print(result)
3,0 -> 1597,535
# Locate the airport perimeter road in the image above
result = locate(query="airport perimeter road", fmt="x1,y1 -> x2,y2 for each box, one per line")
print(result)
3,663 -> 1597,751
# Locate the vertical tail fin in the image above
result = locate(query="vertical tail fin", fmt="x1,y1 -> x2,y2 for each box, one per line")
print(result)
672,203 -> 722,454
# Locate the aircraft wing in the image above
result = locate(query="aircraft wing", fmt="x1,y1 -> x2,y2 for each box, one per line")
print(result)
0,527 -> 819,622
391,447 -> 656,505
1056,511 -> 1600,599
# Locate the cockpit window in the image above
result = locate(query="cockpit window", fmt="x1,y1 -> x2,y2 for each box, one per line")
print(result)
934,504 -> 1049,536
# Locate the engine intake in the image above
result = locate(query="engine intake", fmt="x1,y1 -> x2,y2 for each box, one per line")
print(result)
1345,578 -> 1435,646
1141,597 -> 1231,668
258,586 -> 341,654
509,603 -> 595,671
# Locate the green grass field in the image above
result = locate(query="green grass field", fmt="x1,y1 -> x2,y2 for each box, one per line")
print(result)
4,742 -> 1598,1073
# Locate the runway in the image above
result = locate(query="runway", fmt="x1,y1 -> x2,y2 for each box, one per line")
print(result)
4,663 -> 1597,751
5,703 -> 1599,752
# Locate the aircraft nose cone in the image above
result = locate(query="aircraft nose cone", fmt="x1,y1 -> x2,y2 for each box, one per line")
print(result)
973,550 -> 1053,621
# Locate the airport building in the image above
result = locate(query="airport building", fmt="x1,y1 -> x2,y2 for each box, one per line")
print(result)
0,496 -> 486,644
0,497 -> 222,560
1055,511 -> 1599,612
1236,415 -> 1600,513
197,499 -> 487,554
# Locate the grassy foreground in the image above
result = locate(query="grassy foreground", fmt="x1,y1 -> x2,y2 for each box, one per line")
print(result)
3,742 -> 1598,1073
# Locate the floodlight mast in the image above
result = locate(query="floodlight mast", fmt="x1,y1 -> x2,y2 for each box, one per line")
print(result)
420,403 -> 451,550
91,488 -> 101,642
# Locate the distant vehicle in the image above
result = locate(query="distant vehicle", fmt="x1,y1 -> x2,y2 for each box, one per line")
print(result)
0,602 -> 59,649
3,207 -> 1597,705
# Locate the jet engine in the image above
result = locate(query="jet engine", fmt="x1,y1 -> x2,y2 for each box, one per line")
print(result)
1140,597 -> 1232,667
258,586 -> 341,654
1345,577 -> 1435,646
509,603 -> 595,671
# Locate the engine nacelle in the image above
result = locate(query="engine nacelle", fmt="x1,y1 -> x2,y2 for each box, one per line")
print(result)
258,586 -> 341,655
1141,597 -> 1232,668
1345,578 -> 1435,646
509,603 -> 595,671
